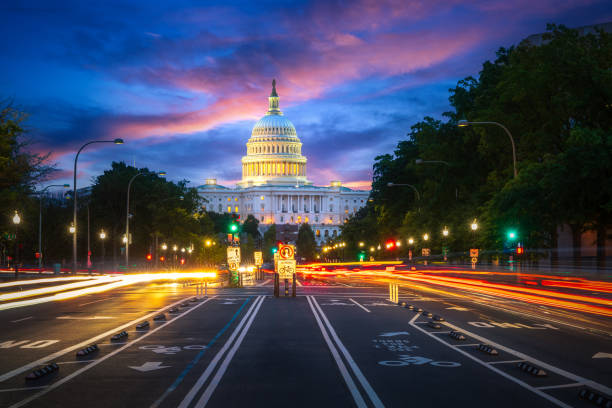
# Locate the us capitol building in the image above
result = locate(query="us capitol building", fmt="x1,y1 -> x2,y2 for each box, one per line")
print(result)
198,80 -> 370,245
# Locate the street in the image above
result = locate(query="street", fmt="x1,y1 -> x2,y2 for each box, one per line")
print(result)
0,269 -> 610,408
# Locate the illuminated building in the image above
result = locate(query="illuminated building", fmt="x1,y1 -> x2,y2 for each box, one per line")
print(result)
198,80 -> 370,244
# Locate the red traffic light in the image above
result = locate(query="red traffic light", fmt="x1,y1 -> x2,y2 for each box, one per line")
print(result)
159,256 -> 165,262
180,258 -> 185,265
385,241 -> 395,250
146,253 -> 152,261
516,246 -> 524,255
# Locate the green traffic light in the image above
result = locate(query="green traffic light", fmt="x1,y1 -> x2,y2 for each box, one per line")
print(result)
507,230 -> 517,240
272,247 -> 278,254
229,223 -> 238,232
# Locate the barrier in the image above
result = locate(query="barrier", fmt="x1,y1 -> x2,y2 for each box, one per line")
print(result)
389,283 -> 399,303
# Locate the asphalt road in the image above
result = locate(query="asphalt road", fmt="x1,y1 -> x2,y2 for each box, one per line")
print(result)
0,274 -> 610,408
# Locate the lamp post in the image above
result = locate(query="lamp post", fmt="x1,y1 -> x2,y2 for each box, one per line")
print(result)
99,230 -> 106,273
442,227 -> 449,261
407,237 -> 414,261
415,159 -> 457,199
73,139 -> 123,274
387,182 -> 420,200
12,211 -> 21,278
458,120 -> 517,178
125,171 -> 166,271
37,184 -> 69,270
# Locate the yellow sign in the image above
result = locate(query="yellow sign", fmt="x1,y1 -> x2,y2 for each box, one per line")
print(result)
277,259 -> 296,279
470,248 -> 479,258
227,247 -> 241,264
254,251 -> 263,266
422,248 -> 430,257
471,257 -> 478,264
229,262 -> 239,271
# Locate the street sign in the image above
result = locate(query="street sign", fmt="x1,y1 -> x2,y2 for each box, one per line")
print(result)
422,248 -> 430,256
227,247 -> 241,264
229,262 -> 239,271
470,248 -> 479,258
254,251 -> 263,266
277,259 -> 296,279
471,257 -> 478,263
279,244 -> 295,260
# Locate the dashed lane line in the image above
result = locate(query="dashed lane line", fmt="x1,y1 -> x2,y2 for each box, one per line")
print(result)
78,298 -> 110,307
0,386 -> 46,394
348,298 -> 370,313
537,383 -> 583,391
178,296 -> 264,408
8,296 -> 216,408
310,296 -> 385,408
10,316 -> 32,323
0,294 -> 198,383
488,360 -> 525,365
255,279 -> 271,287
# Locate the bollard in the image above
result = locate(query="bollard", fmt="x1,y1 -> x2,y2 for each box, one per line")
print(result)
284,278 -> 289,296
204,281 -> 208,297
292,273 -> 296,297
274,273 -> 279,297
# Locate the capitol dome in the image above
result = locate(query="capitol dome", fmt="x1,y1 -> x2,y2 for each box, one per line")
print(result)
240,80 -> 309,187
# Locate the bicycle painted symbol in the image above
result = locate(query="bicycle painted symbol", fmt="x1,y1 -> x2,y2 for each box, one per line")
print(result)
378,354 -> 461,367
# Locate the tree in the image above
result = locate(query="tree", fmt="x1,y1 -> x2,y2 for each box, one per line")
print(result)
262,224 -> 277,262
296,223 -> 316,261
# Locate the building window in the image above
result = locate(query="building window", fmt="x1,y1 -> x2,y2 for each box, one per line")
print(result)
297,216 -> 301,223
291,216 -> 294,223
235,206 -> 239,212
218,204 -> 222,212
315,216 -> 319,222
280,216 -> 284,222
305,217 -> 309,223
329,205 -> 333,212
324,230 -> 329,237
260,195 -> 265,200
227,198 -> 231,202
227,206 -> 231,213
261,216 -> 264,221
316,229 -> 320,237
235,197 -> 238,202
261,204 -> 265,210
332,230 -> 337,237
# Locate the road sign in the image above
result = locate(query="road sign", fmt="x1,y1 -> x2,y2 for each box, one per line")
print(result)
277,259 -> 296,279
471,257 -> 478,263
254,251 -> 263,266
279,244 -> 295,260
228,262 -> 239,271
470,248 -> 479,257
227,247 -> 241,264
422,248 -> 430,256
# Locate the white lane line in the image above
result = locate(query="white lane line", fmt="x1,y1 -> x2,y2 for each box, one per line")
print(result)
311,296 -> 385,408
78,298 -> 109,307
296,279 -> 303,287
256,279 -> 271,287
193,296 -> 265,407
408,314 -> 572,408
0,386 -> 47,393
56,360 -> 95,365
454,343 -> 479,347
488,360 -> 525,365
348,298 -> 370,313
0,294 -> 197,383
429,331 -> 451,334
306,296 -> 367,408
178,296 -> 263,408
8,296 -> 216,408
442,320 -> 612,397
537,383 -> 583,391
10,316 -> 32,323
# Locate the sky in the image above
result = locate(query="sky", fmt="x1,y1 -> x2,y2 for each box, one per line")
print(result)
1,0 -> 611,191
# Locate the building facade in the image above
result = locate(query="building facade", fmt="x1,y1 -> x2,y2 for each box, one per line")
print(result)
198,80 -> 370,245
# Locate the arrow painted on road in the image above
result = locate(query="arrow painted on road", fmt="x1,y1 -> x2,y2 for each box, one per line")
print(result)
128,362 -> 171,372
592,352 -> 612,359
446,306 -> 469,311
379,331 -> 410,337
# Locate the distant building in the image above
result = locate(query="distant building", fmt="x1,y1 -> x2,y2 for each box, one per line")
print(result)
523,22 -> 612,46
198,80 -> 370,245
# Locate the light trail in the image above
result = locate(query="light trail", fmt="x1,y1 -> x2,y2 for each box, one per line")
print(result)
0,271 -> 217,311
0,276 -> 93,289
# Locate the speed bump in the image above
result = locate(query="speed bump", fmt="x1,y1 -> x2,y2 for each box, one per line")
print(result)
153,313 -> 166,321
422,311 -> 433,317
136,321 -> 150,330
111,331 -> 128,341
578,388 -> 611,407
477,344 -> 499,355
427,321 -> 442,329
399,301 -> 407,307
168,307 -> 179,314
76,344 -> 99,357
449,331 -> 466,340
405,304 -> 415,310
433,315 -> 445,321
25,363 -> 58,380
413,307 -> 423,312
517,362 -> 547,377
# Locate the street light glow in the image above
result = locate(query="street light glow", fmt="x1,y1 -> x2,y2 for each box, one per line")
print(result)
161,243 -> 167,250
443,227 -> 449,237
12,211 -> 21,225
408,238 -> 414,245
423,233 -> 429,241
358,241 -> 364,247
99,230 -> 106,240
471,220 -> 478,231
69,224 -> 76,234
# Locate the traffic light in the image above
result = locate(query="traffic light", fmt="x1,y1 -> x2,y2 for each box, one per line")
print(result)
506,230 -> 518,240
180,258 -> 185,265
271,247 -> 278,254
229,223 -> 238,233
358,252 -> 366,262
146,253 -> 152,261
159,256 -> 165,262
516,245 -> 524,255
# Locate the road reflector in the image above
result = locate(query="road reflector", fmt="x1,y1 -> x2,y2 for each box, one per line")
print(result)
25,363 -> 59,380
517,362 -> 547,377
477,344 -> 499,355
433,315 -> 445,321
449,331 -> 466,340
76,344 -> 99,357
111,331 -> 128,341
427,321 -> 442,329
136,321 -> 150,330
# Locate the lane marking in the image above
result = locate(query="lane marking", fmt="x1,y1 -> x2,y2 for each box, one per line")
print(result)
56,360 -> 95,365
255,279 -> 271,287
311,296 -> 385,408
150,297 -> 252,408
349,298 -> 370,313
537,383 -> 583,390
8,296 -> 216,408
178,296 -> 264,408
442,320 -> 612,397
306,296 -> 367,408
0,386 -> 47,393
408,314 -> 572,408
488,360 -> 525,365
193,296 -> 265,407
455,343 -> 479,347
0,294 -> 193,383
10,317 -> 32,323
429,331 -> 451,334
78,298 -> 110,307
296,279 -> 303,287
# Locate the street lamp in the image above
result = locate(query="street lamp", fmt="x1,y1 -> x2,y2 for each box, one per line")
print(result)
205,240 -> 212,247
161,243 -> 168,250
358,241 -> 364,247
387,182 -> 420,200
125,170 -> 166,270
99,230 -> 106,273
69,223 -> 76,234
457,119 -> 517,178
12,211 -> 21,278
73,138 -> 123,273
423,233 -> 429,241
408,237 -> 414,245
37,184 -> 69,270
443,227 -> 449,237
471,220 -> 478,231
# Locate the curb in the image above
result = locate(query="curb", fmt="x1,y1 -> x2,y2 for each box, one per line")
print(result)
25,363 -> 58,380
111,331 -> 128,341
449,331 -> 466,340
136,321 -> 150,330
578,388 -> 611,407
477,344 -> 499,355
76,344 -> 99,357
517,362 -> 547,377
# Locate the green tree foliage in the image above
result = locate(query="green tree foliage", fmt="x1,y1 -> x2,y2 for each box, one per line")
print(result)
296,223 -> 316,261
262,224 -> 277,261
342,24 -> 612,265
